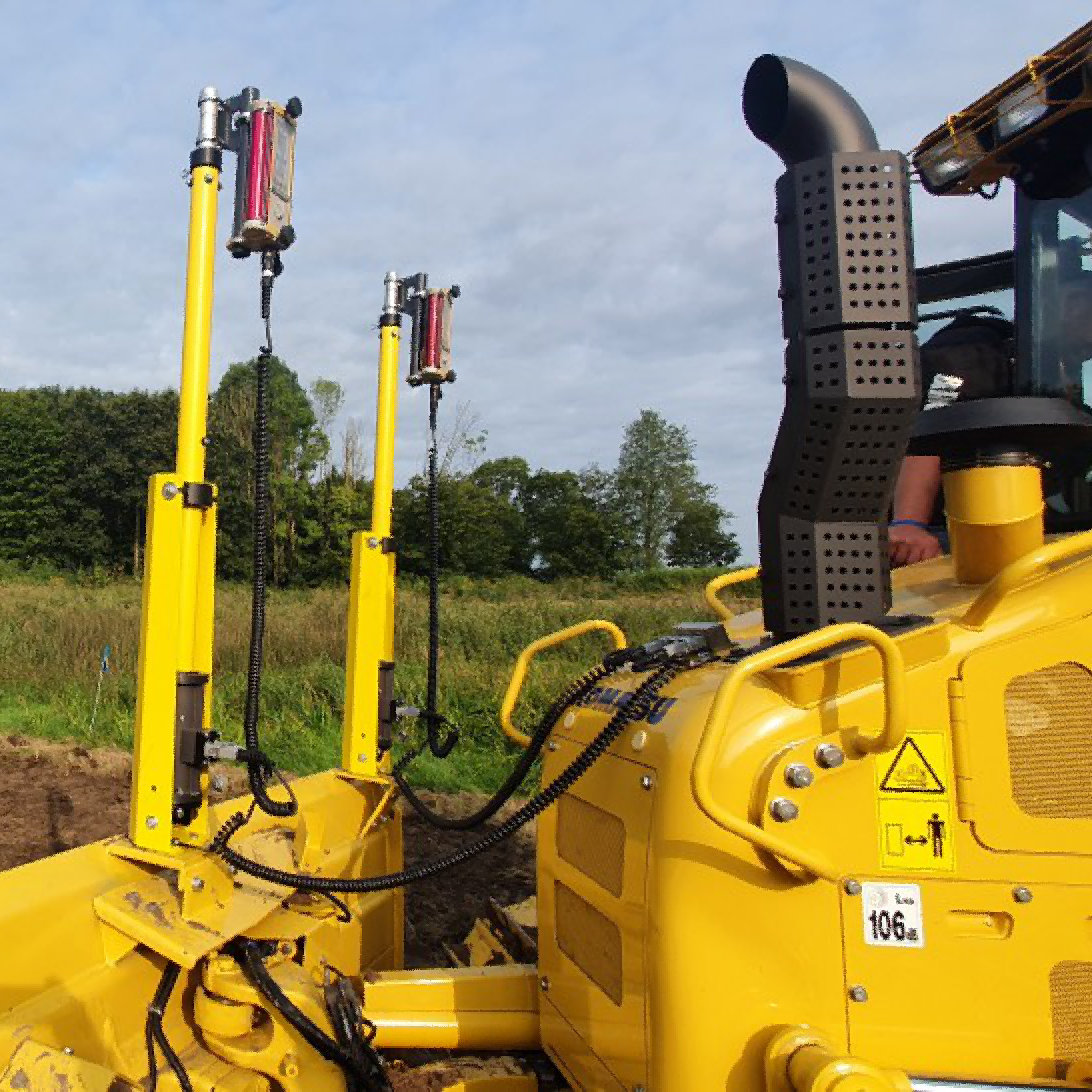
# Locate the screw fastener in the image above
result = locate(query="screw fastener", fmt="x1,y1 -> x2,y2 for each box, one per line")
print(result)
540,976 -> 550,992
162,483 -> 180,500
1013,886 -> 1033,904
191,877 -> 205,892
844,879 -> 862,896
210,774 -> 227,793
815,742 -> 845,769
784,763 -> 814,789
848,985 -> 868,1003
769,797 -> 799,822
640,775 -> 653,790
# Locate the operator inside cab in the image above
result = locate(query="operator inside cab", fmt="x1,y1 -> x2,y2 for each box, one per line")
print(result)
891,252 -> 1092,566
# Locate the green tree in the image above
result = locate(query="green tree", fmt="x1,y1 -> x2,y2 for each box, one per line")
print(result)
667,495 -> 740,567
393,474 -> 525,577
525,469 -> 621,577
0,387 -> 177,573
207,356 -> 325,584
613,409 -> 703,569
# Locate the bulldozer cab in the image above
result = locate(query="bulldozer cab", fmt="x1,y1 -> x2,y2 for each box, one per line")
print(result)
914,18 -> 1092,530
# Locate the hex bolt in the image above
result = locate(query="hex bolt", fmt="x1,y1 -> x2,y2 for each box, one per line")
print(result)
640,775 -> 654,790
547,740 -> 559,752
161,483 -> 179,500
815,742 -> 845,769
848,985 -> 869,1003
191,877 -> 205,892
540,976 -> 550,992
784,763 -> 814,789
769,797 -> 799,822
844,879 -> 862,896
1013,885 -> 1033,904
367,536 -> 380,549
62,1047 -> 74,1056
210,774 -> 227,793
358,753 -> 369,763
204,172 -> 215,184
145,816 -> 159,830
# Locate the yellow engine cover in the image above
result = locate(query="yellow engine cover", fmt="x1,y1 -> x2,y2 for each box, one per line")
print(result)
537,550 -> 1092,1090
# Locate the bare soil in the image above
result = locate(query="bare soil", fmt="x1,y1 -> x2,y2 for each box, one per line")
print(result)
0,735 -> 546,1088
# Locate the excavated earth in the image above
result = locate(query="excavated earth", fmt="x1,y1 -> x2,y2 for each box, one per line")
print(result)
0,735 -> 550,1089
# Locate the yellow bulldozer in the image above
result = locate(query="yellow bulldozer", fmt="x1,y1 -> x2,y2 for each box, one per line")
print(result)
3,17 -> 1092,1092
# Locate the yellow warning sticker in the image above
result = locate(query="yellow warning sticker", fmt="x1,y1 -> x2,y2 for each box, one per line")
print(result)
875,732 -> 955,873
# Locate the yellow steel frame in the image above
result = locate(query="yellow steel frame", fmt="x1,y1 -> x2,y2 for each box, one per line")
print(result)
690,621 -> 907,882
129,164 -> 221,853
343,319 -> 402,777
499,619 -> 627,747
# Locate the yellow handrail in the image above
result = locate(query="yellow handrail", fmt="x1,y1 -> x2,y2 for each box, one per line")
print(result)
960,529 -> 1092,630
704,567 -> 761,622
499,620 -> 627,748
691,622 -> 907,883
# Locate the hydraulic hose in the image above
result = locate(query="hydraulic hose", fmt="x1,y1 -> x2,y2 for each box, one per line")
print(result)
212,656 -> 687,893
228,938 -> 389,1091
393,660 -> 611,830
145,961 -> 193,1092
243,253 -> 296,819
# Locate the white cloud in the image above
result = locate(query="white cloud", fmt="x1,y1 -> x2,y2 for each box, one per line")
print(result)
0,0 -> 1081,559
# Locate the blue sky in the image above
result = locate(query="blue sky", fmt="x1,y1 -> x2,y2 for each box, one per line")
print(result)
0,1 -> 1082,560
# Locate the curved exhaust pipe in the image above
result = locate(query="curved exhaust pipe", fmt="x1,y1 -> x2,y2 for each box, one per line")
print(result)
743,54 -> 878,167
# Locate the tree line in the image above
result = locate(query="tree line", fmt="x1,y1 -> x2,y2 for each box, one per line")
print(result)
0,357 -> 739,584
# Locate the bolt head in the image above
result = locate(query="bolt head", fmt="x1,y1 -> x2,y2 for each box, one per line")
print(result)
62,1047 -> 74,1056
210,774 -> 227,793
640,775 -> 653,790
784,762 -> 814,789
145,816 -> 159,830
848,985 -> 868,1003
844,879 -> 862,896
161,483 -> 179,500
631,729 -> 648,752
815,742 -> 845,769
540,975 -> 550,992
358,753 -> 369,763
367,536 -> 380,549
769,797 -> 799,822
547,740 -> 559,752
191,877 -> 205,891
1013,885 -> 1033,904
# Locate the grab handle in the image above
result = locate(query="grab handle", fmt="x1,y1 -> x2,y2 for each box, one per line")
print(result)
691,622 -> 907,882
704,567 -> 761,623
960,530 -> 1092,630
499,620 -> 627,748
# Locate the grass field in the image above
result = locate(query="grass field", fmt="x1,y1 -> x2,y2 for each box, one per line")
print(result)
0,564 -> 758,791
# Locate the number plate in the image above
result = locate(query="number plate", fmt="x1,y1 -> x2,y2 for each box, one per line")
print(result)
861,882 -> 924,948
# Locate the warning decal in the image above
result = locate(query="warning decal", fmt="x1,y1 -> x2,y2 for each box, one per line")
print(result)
875,732 -> 955,873
880,736 -> 945,793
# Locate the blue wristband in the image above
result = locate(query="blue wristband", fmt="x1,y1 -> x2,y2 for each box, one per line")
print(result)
889,518 -> 929,530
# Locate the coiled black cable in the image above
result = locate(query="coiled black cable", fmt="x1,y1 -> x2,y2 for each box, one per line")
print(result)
145,961 -> 193,1092
393,660 -> 611,830
242,252 -> 297,819
227,938 -> 389,1091
423,384 -> 458,759
211,656 -> 686,893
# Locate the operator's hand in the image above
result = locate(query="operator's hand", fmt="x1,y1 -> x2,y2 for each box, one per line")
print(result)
889,523 -> 942,567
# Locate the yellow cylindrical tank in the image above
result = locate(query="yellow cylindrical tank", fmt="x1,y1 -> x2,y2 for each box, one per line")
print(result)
943,462 -> 1044,585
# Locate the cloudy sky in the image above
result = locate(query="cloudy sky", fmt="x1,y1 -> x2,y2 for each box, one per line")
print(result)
0,1 -> 1081,560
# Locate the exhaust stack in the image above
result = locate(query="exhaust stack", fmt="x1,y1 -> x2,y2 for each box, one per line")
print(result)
744,56 -> 920,639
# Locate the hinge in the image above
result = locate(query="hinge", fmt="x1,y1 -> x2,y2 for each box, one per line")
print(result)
948,676 -> 974,822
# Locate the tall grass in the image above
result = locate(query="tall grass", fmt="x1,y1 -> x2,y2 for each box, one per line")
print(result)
0,565 -> 758,791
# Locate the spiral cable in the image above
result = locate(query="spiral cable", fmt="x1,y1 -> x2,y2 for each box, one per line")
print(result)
211,655 -> 688,893
393,660 -> 611,830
